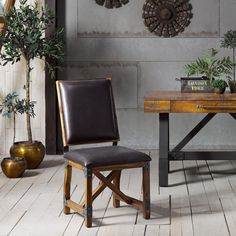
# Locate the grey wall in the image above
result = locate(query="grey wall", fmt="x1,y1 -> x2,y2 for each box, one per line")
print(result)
64,0 -> 236,149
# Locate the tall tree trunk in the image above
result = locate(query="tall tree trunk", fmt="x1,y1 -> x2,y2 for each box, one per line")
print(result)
13,112 -> 16,144
233,48 -> 235,81
26,59 -> 32,143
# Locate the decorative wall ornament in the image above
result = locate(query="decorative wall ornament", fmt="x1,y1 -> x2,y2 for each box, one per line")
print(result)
142,0 -> 193,37
95,0 -> 129,9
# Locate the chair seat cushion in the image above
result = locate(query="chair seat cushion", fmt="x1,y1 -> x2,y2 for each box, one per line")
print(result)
64,146 -> 151,168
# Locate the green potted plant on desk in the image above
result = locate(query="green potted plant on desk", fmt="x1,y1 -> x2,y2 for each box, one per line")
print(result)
0,0 -> 64,169
211,79 -> 228,94
185,48 -> 234,81
221,30 -> 236,93
184,48 -> 234,93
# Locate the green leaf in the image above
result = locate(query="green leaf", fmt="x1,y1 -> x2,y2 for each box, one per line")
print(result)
0,0 -> 64,75
184,48 -> 234,80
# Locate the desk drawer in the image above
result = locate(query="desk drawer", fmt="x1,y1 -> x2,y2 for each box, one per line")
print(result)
144,101 -> 170,112
171,101 -> 236,113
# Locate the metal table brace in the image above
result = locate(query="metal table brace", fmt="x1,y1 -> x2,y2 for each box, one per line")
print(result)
159,113 -> 236,187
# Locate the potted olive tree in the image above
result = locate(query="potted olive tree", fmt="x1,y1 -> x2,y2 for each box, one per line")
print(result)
0,0 -> 64,169
221,30 -> 236,93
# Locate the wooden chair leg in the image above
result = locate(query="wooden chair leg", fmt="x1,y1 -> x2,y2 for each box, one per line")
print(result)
64,164 -> 72,214
113,170 -> 121,208
142,162 -> 150,219
84,168 -> 93,228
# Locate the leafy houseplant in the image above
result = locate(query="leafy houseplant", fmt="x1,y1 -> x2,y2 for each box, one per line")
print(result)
211,79 -> 228,94
0,92 -> 35,144
184,48 -> 234,81
221,30 -> 236,92
0,92 -> 19,144
0,0 -> 64,168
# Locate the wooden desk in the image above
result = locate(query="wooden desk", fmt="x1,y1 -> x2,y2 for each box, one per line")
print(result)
144,91 -> 236,187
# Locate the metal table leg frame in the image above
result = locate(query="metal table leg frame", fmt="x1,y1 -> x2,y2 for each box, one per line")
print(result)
172,113 -> 216,152
159,113 -> 169,187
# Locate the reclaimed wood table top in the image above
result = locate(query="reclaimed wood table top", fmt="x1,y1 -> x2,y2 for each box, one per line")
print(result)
144,91 -> 236,113
144,91 -> 236,101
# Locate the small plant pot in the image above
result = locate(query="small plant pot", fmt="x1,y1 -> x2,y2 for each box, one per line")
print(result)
1,157 -> 26,178
228,80 -> 236,93
214,87 -> 226,94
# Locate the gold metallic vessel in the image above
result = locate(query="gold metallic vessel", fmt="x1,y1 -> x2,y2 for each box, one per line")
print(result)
1,157 -> 26,178
10,141 -> 45,169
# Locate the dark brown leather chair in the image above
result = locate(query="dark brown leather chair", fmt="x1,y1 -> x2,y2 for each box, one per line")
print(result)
56,78 -> 151,227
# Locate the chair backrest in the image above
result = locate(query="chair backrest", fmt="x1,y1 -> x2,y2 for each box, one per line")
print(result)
56,78 -> 120,147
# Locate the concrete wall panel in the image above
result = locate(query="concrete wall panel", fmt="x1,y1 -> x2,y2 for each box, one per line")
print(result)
138,62 -> 187,108
64,63 -> 138,109
66,38 -> 223,62
220,0 -> 236,36
117,109 -> 158,149
77,0 -> 219,37
66,0 -> 78,37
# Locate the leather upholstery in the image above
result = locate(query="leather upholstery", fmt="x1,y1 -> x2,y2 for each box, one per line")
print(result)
57,79 -> 151,227
64,146 -> 151,167
58,79 -> 119,145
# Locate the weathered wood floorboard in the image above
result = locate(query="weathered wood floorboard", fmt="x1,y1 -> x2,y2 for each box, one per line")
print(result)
0,153 -> 236,235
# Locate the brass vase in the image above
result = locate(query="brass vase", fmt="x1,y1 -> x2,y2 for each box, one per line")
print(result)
10,141 -> 45,169
1,157 -> 26,178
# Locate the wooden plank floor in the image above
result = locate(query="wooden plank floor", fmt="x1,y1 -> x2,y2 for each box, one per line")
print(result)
1,151 -> 236,235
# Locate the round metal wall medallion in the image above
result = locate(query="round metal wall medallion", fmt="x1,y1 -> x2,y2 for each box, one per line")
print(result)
143,0 -> 193,37
95,0 -> 129,9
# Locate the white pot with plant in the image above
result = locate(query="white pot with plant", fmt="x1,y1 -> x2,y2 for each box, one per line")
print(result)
0,0 -> 64,168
